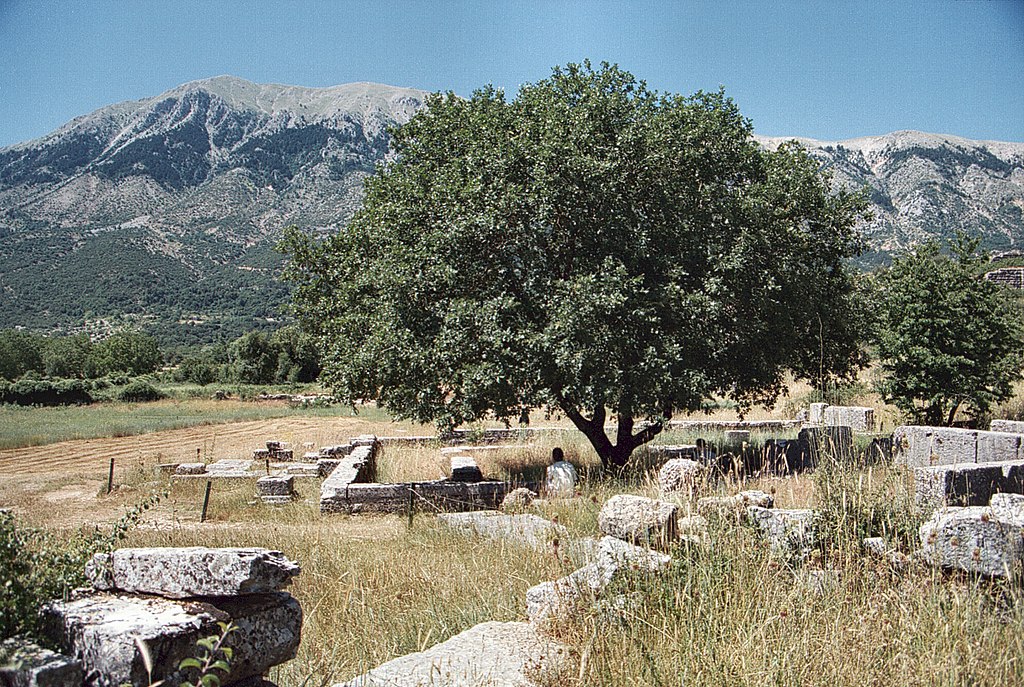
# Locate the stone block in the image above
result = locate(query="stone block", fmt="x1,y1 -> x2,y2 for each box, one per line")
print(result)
822,405 -> 875,432
447,454 -> 484,482
761,439 -> 807,473
598,494 -> 678,547
724,430 -> 750,446
526,536 -> 671,623
500,487 -> 537,512
919,507 -> 1024,578
175,463 -> 207,475
747,507 -> 816,557
257,475 -> 294,497
319,444 -> 353,457
43,591 -> 301,687
321,480 -> 510,515
0,638 -> 83,687
808,403 -> 829,425
333,621 -> 571,687
657,458 -> 705,494
349,434 -> 379,448
697,490 -> 774,518
990,493 -> 1024,526
976,430 -> 1022,464
85,547 -> 300,598
990,419 -> 1024,434
893,426 -> 978,467
913,460 -> 1024,509
437,511 -> 567,552
284,463 -> 320,477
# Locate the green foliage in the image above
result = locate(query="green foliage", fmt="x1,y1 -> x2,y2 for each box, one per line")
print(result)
283,61 -> 869,468
0,330 -> 45,380
0,492 -> 162,641
873,235 -> 1024,426
0,378 -> 93,406
85,330 -> 162,378
227,331 -> 276,384
41,334 -> 92,378
116,380 -> 165,403
178,622 -> 237,687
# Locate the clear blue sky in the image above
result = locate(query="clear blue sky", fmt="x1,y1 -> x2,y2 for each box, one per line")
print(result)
1,0 -> 1022,148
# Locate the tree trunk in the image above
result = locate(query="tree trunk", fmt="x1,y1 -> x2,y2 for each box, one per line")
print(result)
555,395 -> 665,471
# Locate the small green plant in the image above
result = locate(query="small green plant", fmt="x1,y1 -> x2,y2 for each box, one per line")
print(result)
178,622 -> 237,687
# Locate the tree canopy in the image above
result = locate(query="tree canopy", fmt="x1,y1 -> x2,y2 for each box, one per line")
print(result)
873,235 -> 1023,426
283,61 -> 870,469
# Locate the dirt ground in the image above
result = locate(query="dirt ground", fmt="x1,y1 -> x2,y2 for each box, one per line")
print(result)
0,414 -> 429,528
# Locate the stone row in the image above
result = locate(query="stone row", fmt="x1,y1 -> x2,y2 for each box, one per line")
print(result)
807,403 -> 875,432
893,426 -> 1024,468
913,459 -> 1024,509
320,480 -> 511,515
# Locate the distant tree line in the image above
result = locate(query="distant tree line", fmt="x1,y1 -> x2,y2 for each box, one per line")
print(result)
0,325 -> 321,405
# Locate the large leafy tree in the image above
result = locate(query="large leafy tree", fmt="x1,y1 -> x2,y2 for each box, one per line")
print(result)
283,62 -> 869,469
873,235 -> 1023,426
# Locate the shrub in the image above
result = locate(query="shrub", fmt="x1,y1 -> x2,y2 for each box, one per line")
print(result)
116,380 -> 165,403
0,379 -> 93,406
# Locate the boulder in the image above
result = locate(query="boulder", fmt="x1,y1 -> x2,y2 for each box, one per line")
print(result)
333,621 -> 571,687
919,506 -> 1024,578
598,495 -> 679,546
43,591 -> 301,687
0,638 -> 83,687
436,511 -> 567,552
500,487 -> 537,512
86,547 -> 300,598
526,536 -> 671,623
747,507 -> 816,557
657,459 -> 706,494
697,490 -> 774,517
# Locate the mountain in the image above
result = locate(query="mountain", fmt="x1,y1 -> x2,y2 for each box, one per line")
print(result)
756,131 -> 1024,263
0,76 -> 426,344
1,76 -> 1022,345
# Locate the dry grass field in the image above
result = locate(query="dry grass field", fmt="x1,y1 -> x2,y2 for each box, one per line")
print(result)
4,390 -> 1024,686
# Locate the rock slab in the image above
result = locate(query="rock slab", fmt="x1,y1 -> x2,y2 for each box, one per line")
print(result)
0,638 -> 83,687
913,460 -> 1024,509
43,591 -> 301,687
334,621 -> 571,687
919,506 -> 1024,577
658,459 -> 706,494
598,494 -> 679,546
747,507 -> 816,556
86,547 -> 300,598
436,511 -> 567,551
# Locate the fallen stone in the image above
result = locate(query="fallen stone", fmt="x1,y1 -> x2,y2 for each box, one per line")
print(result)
0,638 -> 83,687
257,475 -> 294,497
526,536 -> 671,623
43,591 -> 301,687
500,487 -> 537,512
85,547 -> 300,598
698,490 -> 774,518
919,506 -> 1024,578
747,507 -> 816,557
436,511 -> 567,552
991,419 -> 1024,434
175,463 -> 206,475
333,621 -> 571,687
913,460 -> 1024,509
447,454 -> 484,482
822,405 -> 875,433
598,495 -> 678,547
658,458 -> 706,494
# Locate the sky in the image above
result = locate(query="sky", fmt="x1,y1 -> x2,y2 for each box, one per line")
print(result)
1,0 -> 1022,148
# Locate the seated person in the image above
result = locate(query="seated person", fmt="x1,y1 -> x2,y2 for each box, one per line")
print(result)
545,447 -> 578,498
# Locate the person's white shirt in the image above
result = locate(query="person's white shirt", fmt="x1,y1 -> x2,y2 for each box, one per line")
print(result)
545,460 -> 578,498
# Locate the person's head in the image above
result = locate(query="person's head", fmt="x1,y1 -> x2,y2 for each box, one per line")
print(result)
551,447 -> 564,464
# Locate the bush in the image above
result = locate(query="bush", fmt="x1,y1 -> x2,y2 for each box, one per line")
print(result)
116,380 -> 165,403
0,379 -> 93,406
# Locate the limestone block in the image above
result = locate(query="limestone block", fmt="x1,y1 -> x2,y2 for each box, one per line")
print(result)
747,507 -> 816,557
526,536 -> 670,623
436,511 -> 567,551
598,494 -> 678,546
698,490 -> 774,517
822,405 -> 875,432
976,430 -> 1022,464
43,591 -> 301,687
447,454 -> 484,482
991,419 -> 1024,434
175,463 -> 206,475
657,458 -> 706,493
284,463 -> 320,477
677,515 -> 709,544
86,547 -> 300,598
913,460 -> 1024,509
500,487 -> 537,512
319,444 -> 353,457
349,434 -> 379,448
808,402 -> 829,425
321,480 -> 509,514
919,507 -> 1024,577
893,426 -> 977,468
334,621 -> 570,687
0,638 -> 83,687
989,493 -> 1024,526
257,475 -> 294,497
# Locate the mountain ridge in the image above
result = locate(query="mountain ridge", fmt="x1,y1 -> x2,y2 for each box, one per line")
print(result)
1,76 -> 1022,344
